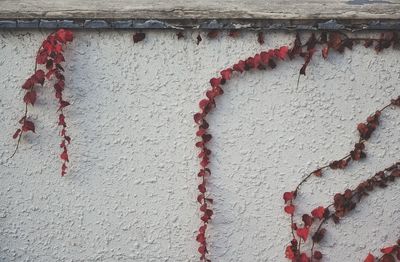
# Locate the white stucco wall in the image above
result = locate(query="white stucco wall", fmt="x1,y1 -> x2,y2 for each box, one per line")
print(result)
0,30 -> 399,262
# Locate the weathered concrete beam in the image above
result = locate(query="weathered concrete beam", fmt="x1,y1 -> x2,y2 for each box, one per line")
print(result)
0,0 -> 399,30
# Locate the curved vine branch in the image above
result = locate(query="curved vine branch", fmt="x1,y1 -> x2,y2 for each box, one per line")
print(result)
194,31 -> 399,262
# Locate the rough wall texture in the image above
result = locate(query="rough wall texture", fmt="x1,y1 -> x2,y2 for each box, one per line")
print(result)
0,30 -> 399,262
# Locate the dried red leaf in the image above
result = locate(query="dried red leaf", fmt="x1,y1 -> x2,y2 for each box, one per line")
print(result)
228,30 -> 240,38
207,30 -> 219,39
381,254 -> 395,262
176,31 -> 184,39
322,47 -> 329,59
197,34 -> 202,45
312,228 -> 326,243
12,129 -> 21,139
22,120 -> 35,133
257,32 -> 265,45
58,100 -> 70,111
133,32 -> 146,43
313,169 -> 322,177
328,32 -> 342,50
302,214 -> 313,227
313,251 -> 323,260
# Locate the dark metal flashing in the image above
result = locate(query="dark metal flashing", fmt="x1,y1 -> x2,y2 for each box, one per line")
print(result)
0,19 -> 399,31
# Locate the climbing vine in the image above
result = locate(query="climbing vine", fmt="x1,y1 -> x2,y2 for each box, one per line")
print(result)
194,31 -> 399,261
11,29 -> 73,176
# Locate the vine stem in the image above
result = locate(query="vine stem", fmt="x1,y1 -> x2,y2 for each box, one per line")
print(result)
8,32 -> 56,160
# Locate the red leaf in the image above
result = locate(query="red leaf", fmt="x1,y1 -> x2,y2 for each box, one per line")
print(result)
381,246 -> 395,254
23,90 -> 37,105
364,253 -> 375,262
283,191 -> 294,203
60,149 -> 69,162
196,128 -> 206,137
36,50 -> 48,64
58,100 -> 70,111
176,31 -> 184,39
296,227 -> 309,241
199,225 -> 207,234
322,47 -> 329,59
197,194 -> 204,203
198,184 -> 206,193
302,214 -> 313,227
194,113 -> 204,124
196,233 -> 206,243
299,253 -> 310,262
197,34 -> 202,45
257,32 -> 265,45
201,214 -> 209,222
313,251 -> 323,260
200,204 -> 207,212
328,32 -> 343,50
220,69 -> 232,80
207,30 -> 219,39
58,114 -> 66,126
34,70 -> 45,85
210,78 -> 221,87
12,129 -> 21,139
228,30 -> 240,38
56,29 -> 73,43
199,99 -> 210,110
311,206 -> 326,219
276,46 -> 289,60
46,68 -> 56,79
285,246 -> 295,259
289,33 -> 302,59
313,169 -> 322,177
198,245 -> 206,255
381,254 -> 395,262
22,120 -> 35,133
133,32 -> 146,43
284,204 -> 295,215
233,60 -> 246,73
22,78 -> 34,90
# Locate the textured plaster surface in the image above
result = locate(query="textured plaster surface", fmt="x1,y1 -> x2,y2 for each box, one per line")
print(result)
0,30 -> 399,262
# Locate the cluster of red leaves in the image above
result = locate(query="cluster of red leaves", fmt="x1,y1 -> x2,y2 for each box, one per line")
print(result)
193,30 -> 399,262
183,30 -> 271,45
290,32 -> 399,76
283,96 -> 400,261
365,239 -> 400,262
12,29 -> 73,176
194,45 -> 289,261
285,160 -> 400,262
